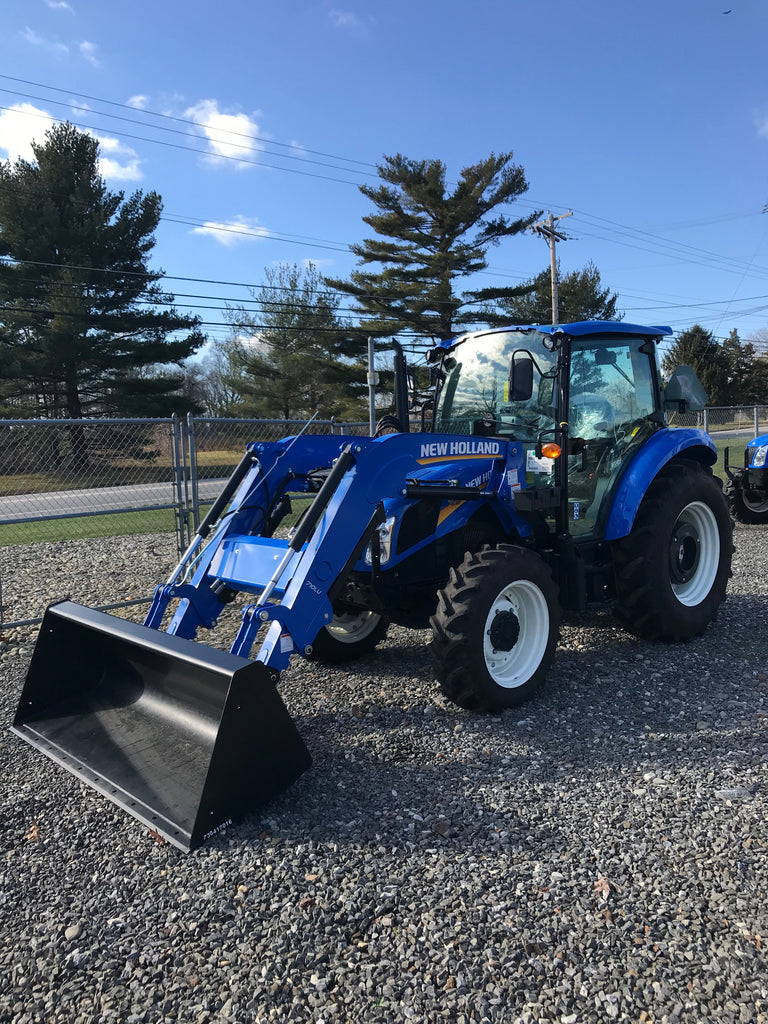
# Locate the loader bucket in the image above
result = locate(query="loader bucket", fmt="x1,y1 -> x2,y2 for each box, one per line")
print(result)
11,601 -> 311,851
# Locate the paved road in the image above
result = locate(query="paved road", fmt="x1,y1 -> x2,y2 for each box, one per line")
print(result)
709,427 -> 760,439
0,478 -> 226,522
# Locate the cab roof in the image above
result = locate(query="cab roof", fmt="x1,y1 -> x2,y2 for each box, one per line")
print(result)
428,320 -> 673,361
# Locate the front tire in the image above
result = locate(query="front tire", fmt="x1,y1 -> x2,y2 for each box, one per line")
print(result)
724,476 -> 768,524
612,460 -> 733,640
308,609 -> 388,664
431,545 -> 560,711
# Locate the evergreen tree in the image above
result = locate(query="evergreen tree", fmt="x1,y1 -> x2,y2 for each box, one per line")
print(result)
224,262 -> 366,420
721,329 -> 756,405
498,260 -> 620,325
325,152 -> 538,348
745,356 -> 768,404
661,324 -> 730,405
0,122 -> 204,457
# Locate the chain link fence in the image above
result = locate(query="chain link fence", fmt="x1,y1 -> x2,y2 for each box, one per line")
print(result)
668,406 -> 768,437
0,415 -> 367,629
183,417 -> 368,540
0,418 -> 184,546
1,406 -> 766,630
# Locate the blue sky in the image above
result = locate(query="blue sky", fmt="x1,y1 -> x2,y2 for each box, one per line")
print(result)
1,0 -> 767,361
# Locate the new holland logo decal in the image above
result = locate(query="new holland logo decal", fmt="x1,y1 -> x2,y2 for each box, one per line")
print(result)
418,440 -> 501,462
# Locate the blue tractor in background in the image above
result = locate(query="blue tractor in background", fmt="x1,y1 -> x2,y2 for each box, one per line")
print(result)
724,434 -> 768,524
13,321 -> 734,849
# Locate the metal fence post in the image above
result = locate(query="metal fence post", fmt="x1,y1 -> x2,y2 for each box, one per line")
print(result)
755,406 -> 760,439
703,408 -> 709,433
170,414 -> 190,555
186,413 -> 200,532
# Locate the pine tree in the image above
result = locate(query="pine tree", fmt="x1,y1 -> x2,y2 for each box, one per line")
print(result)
325,152 -> 538,349
0,122 -> 204,458
498,260 -> 620,325
224,262 -> 367,420
721,328 -> 759,405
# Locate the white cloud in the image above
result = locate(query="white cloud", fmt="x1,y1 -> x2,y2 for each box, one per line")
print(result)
184,99 -> 263,169
0,103 -> 55,163
126,94 -> 150,110
328,8 -> 359,29
78,40 -> 100,67
0,102 -> 142,181
190,216 -> 271,247
21,26 -> 69,56
93,134 -> 142,181
45,0 -> 75,12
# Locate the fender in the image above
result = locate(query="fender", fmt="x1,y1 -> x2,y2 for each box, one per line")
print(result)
603,428 -> 717,541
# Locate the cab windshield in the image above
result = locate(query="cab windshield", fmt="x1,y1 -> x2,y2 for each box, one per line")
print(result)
433,329 -> 558,441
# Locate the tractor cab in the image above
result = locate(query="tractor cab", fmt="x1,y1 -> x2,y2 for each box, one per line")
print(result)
430,321 -> 670,537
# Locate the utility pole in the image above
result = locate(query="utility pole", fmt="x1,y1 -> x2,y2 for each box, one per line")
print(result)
367,337 -> 378,435
531,211 -> 573,323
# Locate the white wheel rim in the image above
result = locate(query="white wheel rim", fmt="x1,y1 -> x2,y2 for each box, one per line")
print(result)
670,500 -> 720,607
482,580 -> 550,689
325,610 -> 381,645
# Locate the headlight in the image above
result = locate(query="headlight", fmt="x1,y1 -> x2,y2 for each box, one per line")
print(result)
750,445 -> 768,468
364,516 -> 397,566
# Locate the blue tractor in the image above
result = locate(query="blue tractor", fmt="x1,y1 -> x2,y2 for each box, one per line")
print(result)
724,434 -> 768,523
13,322 -> 733,849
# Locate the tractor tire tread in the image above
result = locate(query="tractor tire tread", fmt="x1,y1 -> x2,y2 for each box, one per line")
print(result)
431,543 -> 559,712
611,460 -> 733,641
724,477 -> 768,524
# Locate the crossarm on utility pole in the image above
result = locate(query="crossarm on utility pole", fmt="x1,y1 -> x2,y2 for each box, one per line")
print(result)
531,211 -> 573,324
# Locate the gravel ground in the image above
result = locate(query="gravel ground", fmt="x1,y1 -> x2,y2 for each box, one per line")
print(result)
0,525 -> 767,1024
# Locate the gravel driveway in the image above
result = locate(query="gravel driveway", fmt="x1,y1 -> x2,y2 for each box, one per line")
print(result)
0,525 -> 766,1023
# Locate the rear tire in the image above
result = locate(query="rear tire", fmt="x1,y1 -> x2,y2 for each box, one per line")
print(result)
431,545 -> 560,711
612,460 -> 733,640
724,476 -> 768,524
309,609 -> 388,664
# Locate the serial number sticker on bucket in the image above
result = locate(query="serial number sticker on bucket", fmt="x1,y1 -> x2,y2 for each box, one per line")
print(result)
280,633 -> 294,654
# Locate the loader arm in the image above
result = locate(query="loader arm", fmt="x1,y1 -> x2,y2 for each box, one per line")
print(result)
147,432 -> 525,672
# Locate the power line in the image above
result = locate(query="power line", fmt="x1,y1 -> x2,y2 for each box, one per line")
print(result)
2,86 -> 767,332
0,88 -> 379,182
3,79 -> 765,293
0,74 -> 380,171
0,255 -> 489,315
573,209 -> 768,280
6,253 -> 768,336
0,102 -> 368,187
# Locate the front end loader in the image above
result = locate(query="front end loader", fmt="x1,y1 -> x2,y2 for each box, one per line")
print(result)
13,430 -> 532,850
12,322 -> 733,850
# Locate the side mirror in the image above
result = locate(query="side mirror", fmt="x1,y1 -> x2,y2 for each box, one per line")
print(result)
664,365 -> 708,412
508,352 -> 534,401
